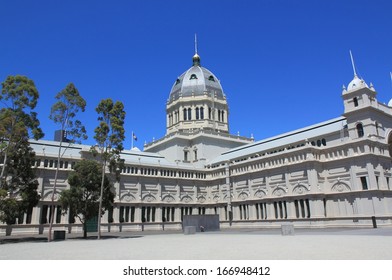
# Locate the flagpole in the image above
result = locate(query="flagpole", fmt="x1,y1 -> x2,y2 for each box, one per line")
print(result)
131,131 -> 134,149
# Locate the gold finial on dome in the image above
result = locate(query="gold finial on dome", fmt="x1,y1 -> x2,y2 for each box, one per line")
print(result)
193,53 -> 201,66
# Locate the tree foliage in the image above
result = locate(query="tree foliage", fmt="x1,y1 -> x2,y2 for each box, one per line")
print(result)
49,82 -> 87,143
0,75 -> 42,224
0,135 -> 40,224
93,98 -> 126,177
0,75 -> 44,140
47,82 -> 87,241
1,75 -> 43,185
59,159 -> 114,238
93,98 -> 126,239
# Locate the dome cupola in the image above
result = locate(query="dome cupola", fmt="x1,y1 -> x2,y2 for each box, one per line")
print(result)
166,46 -> 230,135
168,53 -> 226,103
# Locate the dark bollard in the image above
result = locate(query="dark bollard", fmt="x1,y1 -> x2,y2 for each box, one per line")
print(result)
371,216 -> 377,228
53,230 -> 66,240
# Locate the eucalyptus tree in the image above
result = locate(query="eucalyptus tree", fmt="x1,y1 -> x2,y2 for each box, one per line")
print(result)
93,98 -> 125,239
0,75 -> 43,227
0,136 -> 39,228
59,159 -> 114,239
47,82 -> 87,241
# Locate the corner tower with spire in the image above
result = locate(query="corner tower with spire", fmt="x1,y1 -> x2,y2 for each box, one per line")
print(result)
341,50 -> 387,140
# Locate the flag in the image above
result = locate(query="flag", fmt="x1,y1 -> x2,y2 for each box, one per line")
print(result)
133,132 -> 137,141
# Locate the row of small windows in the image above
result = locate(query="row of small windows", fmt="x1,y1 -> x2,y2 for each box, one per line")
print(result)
183,150 -> 198,162
356,121 -> 381,138
118,206 -> 177,223
190,74 -> 216,82
183,107 -> 206,121
231,144 -> 307,164
359,175 -> 383,190
175,75 -> 216,84
33,159 -> 76,169
121,166 -> 206,179
237,200 -> 311,220
310,138 -> 327,147
168,107 -> 226,125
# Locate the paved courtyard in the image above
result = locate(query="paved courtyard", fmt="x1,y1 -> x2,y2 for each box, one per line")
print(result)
1,227 -> 392,260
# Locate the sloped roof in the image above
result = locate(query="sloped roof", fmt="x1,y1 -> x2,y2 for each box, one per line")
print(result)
209,116 -> 347,165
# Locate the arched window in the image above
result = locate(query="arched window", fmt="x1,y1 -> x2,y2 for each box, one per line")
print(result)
218,110 -> 221,122
208,75 -> 215,82
221,110 -> 225,123
190,74 -> 198,80
356,123 -> 364,138
196,107 -> 200,120
187,108 -> 192,120
208,107 -> 212,119
200,107 -> 204,119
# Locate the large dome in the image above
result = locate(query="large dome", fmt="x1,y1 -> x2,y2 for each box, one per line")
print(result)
168,54 -> 226,103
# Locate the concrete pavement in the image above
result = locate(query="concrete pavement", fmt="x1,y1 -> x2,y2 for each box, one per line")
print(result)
1,227 -> 392,260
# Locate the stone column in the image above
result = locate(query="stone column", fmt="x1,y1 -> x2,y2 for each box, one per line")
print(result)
60,206 -> 67,224
349,165 -> 357,191
113,205 -> 120,223
287,201 -> 296,219
225,163 -> 232,225
102,211 -> 109,226
220,206 -> 226,221
366,162 -> 378,190
307,167 -> 319,193
377,165 -> 388,190
31,205 -> 41,225
137,181 -> 142,202
249,204 -> 257,220
114,181 -> 120,200
156,207 -> 162,223
267,202 -> 275,220
174,207 -> 181,222
325,199 -> 333,218
231,205 -> 238,221
135,206 -> 142,223
309,198 -> 325,218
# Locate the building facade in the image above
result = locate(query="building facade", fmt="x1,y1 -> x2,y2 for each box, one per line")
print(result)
2,51 -> 392,235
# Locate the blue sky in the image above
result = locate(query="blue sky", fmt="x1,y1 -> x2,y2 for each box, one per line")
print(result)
1,0 -> 392,150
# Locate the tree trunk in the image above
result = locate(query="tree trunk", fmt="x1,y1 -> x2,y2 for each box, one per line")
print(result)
97,160 -> 106,240
48,133 -> 64,242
